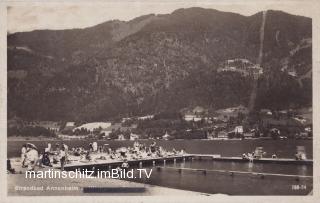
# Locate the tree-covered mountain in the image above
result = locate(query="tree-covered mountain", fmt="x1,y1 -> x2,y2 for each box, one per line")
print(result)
7,8 -> 312,121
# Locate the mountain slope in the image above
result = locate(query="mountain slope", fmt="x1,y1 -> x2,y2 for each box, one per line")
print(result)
7,8 -> 312,121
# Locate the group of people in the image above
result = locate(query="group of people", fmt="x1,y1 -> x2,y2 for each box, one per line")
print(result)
19,141 -> 186,171
70,141 -> 186,162
21,142 -> 68,171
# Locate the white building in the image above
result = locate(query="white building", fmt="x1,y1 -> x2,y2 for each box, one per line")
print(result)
162,132 -> 171,140
73,122 -> 112,132
184,114 -> 202,122
130,133 -> 140,140
234,126 -> 244,134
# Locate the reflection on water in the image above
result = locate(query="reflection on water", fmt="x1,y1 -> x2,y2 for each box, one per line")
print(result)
248,162 -> 253,172
298,165 -> 308,176
173,159 -> 313,176
127,159 -> 313,195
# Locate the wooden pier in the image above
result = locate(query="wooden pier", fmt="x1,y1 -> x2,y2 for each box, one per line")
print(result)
62,154 -> 312,172
63,155 -> 193,171
190,154 -> 313,165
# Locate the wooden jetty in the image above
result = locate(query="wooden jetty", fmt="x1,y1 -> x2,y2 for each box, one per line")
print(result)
63,155 -> 193,171
62,154 -> 312,171
190,154 -> 313,165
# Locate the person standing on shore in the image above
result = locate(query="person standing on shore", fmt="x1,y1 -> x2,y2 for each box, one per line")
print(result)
59,146 -> 66,170
21,144 -> 27,167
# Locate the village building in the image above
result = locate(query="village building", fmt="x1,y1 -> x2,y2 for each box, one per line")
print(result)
217,131 -> 228,140
183,106 -> 207,122
137,115 -> 154,120
63,122 -> 76,131
184,114 -> 202,122
215,105 -> 248,122
25,121 -> 61,132
73,122 -> 112,132
162,131 -> 171,140
234,126 -> 244,134
130,133 -> 140,141
243,132 -> 254,139
100,123 -> 132,137
118,134 -> 125,140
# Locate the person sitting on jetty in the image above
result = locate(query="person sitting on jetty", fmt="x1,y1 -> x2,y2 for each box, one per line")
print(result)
272,154 -> 277,159
52,143 -> 60,164
242,153 -> 249,160
172,148 -> 177,155
295,152 -> 303,160
25,144 -> 39,171
121,159 -> 129,169
73,148 -> 81,156
45,143 -> 52,153
120,147 -> 127,159
150,142 -> 156,153
110,151 -> 117,159
41,149 -> 52,167
179,148 -> 186,155
85,151 -> 92,161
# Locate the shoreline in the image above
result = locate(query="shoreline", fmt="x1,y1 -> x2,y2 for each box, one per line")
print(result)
7,136 -> 311,142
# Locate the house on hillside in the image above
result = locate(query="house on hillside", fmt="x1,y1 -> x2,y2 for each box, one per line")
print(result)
137,115 -> 154,120
262,117 -> 305,136
63,122 -> 76,131
130,133 -> 140,140
217,131 -> 228,140
73,122 -> 112,132
234,126 -> 244,134
100,123 -> 132,137
184,113 -> 202,122
26,121 -> 61,132
260,109 -> 273,116
193,106 -> 206,115
243,132 -> 254,139
162,131 -> 171,140
183,106 -> 207,122
118,134 -> 125,140
215,105 -> 249,122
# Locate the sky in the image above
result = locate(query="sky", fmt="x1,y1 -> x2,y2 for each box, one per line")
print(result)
7,0 -> 315,33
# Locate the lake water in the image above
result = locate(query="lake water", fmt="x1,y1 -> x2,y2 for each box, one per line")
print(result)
8,139 -> 313,195
7,139 -> 313,159
129,160 -> 313,195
